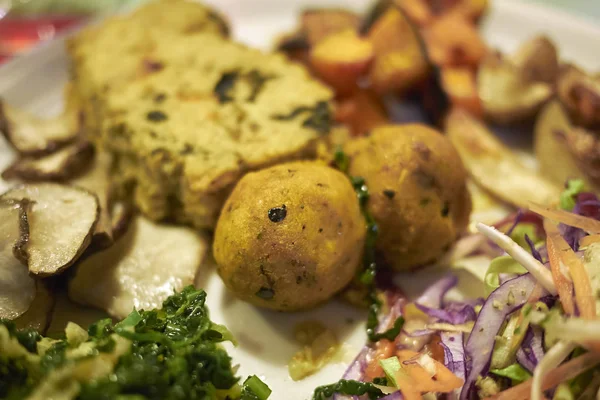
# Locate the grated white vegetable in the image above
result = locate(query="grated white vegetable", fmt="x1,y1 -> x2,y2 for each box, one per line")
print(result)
531,341 -> 576,400
476,223 -> 557,295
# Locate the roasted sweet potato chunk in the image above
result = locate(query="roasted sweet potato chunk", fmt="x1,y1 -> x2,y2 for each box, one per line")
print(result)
441,67 -> 482,117
301,8 -> 361,45
424,11 -> 487,68
367,7 -> 429,93
335,89 -> 389,135
310,29 -> 374,95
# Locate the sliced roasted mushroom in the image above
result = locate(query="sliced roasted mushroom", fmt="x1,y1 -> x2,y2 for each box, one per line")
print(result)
557,66 -> 600,129
0,198 -> 36,320
69,216 -> 208,318
14,282 -> 55,333
477,51 -> 553,124
70,152 -> 113,247
535,100 -> 600,192
2,141 -> 93,181
3,183 -> 99,276
110,201 -> 134,242
446,109 -> 561,208
0,100 -> 79,156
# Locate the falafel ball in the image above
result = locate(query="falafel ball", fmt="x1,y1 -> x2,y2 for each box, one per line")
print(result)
345,124 -> 471,270
213,161 -> 366,311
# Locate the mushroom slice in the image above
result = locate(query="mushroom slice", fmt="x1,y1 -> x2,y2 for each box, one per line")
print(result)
478,52 -> 552,124
69,216 -> 208,319
110,201 -> 134,242
0,198 -> 36,320
3,183 -> 99,276
14,282 -> 55,333
446,109 -> 561,208
70,152 -> 113,247
2,141 -> 94,181
557,66 -> 600,129
0,100 -> 79,156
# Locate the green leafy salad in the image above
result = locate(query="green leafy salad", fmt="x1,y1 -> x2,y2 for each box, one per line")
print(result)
0,286 -> 271,400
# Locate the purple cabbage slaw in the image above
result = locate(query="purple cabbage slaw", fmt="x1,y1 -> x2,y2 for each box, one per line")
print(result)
516,326 -> 545,374
561,192 -> 600,250
330,186 -> 600,400
459,273 -> 543,400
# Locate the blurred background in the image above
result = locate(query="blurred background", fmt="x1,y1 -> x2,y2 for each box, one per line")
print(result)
0,0 -> 598,64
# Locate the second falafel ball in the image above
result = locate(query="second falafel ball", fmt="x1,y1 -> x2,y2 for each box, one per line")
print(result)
345,124 -> 471,270
213,161 -> 365,311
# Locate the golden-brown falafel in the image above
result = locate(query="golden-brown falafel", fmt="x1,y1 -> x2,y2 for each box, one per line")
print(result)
213,161 -> 365,311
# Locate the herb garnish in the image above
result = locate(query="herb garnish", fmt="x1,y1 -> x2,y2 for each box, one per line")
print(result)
312,379 -> 385,400
334,148 -> 404,343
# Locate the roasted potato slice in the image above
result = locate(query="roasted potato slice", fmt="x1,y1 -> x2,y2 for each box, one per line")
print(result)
477,36 -> 558,124
424,11 -> 487,68
0,198 -> 36,320
367,7 -> 429,94
535,100 -> 600,192
446,109 -> 561,208
310,29 -> 374,95
335,89 -> 388,135
3,183 -> 99,276
477,52 -> 552,124
511,36 -> 559,84
0,100 -> 79,156
557,66 -> 600,129
69,216 -> 208,319
2,141 -> 93,181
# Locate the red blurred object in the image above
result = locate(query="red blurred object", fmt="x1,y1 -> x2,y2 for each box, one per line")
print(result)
0,16 -> 84,63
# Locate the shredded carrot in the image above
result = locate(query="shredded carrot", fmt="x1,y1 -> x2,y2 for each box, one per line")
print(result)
544,221 -> 576,316
395,350 -> 464,394
486,352 -> 600,400
544,220 -> 596,319
364,339 -> 395,381
529,202 -> 600,234
579,234 -> 600,248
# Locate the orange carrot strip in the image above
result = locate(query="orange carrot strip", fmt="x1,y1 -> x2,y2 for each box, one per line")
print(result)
486,352 -> 600,400
545,219 -> 597,319
396,350 -> 464,393
530,202 -> 600,234
365,339 -> 395,381
545,223 -> 576,315
579,234 -> 600,248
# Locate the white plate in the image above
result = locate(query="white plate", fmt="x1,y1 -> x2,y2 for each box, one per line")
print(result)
0,1 -> 599,399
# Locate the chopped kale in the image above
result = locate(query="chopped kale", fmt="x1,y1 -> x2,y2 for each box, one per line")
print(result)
147,110 -> 168,122
0,286 -> 267,400
214,71 -> 240,104
312,379 -> 385,400
302,101 -> 331,134
273,101 -> 332,135
246,70 -> 274,102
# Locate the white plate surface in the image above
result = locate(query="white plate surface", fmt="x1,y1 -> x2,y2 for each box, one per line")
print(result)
0,1 -> 599,399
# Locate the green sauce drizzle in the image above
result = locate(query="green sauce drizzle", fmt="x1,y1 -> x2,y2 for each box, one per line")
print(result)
334,148 -> 404,343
